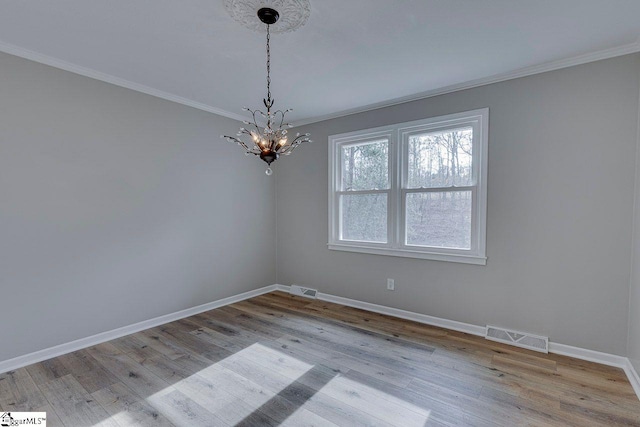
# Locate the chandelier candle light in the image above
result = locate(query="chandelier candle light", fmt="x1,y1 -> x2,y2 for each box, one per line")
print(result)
222,6 -> 311,176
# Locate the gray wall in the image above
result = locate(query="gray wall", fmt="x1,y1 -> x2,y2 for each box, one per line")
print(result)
2,49 -> 640,363
629,64 -> 640,372
0,52 -> 276,362
277,54 -> 640,356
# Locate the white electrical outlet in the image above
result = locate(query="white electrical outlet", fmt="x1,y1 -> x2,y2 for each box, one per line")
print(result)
387,278 -> 395,290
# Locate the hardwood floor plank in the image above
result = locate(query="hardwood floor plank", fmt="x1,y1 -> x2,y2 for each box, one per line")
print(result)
558,397 -> 640,426
233,306 -> 484,397
25,358 -> 70,386
194,362 -> 326,426
84,343 -> 172,399
2,291 -> 639,426
0,367 -> 48,411
110,334 -> 150,355
57,349 -> 121,394
240,298 -> 438,361
37,374 -> 118,427
146,323 -> 232,363
231,300 -> 437,374
35,403 -> 65,427
341,368 -> 469,427
217,351 -> 397,427
279,409 -> 339,427
91,382 -> 175,427
274,333 -> 415,387
407,377 -> 522,427
147,388 -> 229,427
134,330 -> 190,360
198,307 -> 418,389
170,367 -> 250,413
189,323 -> 258,353
219,337 -> 431,426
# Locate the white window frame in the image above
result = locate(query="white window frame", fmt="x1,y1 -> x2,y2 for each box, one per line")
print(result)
328,108 -> 488,265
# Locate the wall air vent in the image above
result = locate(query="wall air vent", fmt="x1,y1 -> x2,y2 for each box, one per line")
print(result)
289,284 -> 318,299
486,325 -> 549,353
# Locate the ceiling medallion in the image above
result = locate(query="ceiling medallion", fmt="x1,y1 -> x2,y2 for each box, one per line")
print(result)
222,2 -> 312,175
223,0 -> 310,33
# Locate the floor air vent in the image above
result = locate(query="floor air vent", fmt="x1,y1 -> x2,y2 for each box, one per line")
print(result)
289,285 -> 318,299
486,325 -> 549,353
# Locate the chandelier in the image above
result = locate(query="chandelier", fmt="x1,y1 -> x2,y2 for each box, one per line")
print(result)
222,5 -> 312,176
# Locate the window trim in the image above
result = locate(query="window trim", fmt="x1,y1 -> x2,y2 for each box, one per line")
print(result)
328,108 -> 488,265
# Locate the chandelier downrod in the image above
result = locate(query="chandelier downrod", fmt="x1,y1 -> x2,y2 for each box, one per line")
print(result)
264,17 -> 273,113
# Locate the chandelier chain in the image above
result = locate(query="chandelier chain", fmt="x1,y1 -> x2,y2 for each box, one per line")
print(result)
266,23 -> 271,105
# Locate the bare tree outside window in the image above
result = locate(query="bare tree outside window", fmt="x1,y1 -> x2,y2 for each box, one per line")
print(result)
340,140 -> 389,243
342,193 -> 388,242
406,128 -> 473,249
406,191 -> 471,248
342,140 -> 389,190
407,128 -> 473,188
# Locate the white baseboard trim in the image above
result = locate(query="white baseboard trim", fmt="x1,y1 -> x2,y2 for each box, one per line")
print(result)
319,291 -> 487,337
3,283 -> 639,402
0,285 -> 278,375
624,359 -> 640,399
548,342 -> 628,368
275,285 -> 640,401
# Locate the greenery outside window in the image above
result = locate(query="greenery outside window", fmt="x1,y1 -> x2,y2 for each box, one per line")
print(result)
328,109 -> 488,264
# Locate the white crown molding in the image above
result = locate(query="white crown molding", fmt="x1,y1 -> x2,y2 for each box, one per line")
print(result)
2,39 -> 640,128
292,39 -> 640,127
0,40 -> 248,123
0,285 -> 278,375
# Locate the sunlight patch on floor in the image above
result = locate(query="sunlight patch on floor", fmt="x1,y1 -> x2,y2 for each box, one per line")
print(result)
135,343 -> 313,426
97,408 -> 142,427
93,342 -> 431,426
313,375 -> 431,426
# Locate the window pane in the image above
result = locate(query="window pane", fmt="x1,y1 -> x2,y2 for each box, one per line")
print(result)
341,193 -> 387,243
407,128 -> 473,188
406,191 -> 471,249
342,140 -> 389,191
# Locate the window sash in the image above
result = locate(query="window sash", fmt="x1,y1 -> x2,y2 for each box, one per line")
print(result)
339,139 -> 390,192
336,134 -> 392,193
337,191 -> 391,244
328,109 -> 488,265
400,187 -> 478,254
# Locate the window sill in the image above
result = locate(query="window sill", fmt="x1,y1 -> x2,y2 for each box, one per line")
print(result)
327,243 -> 487,265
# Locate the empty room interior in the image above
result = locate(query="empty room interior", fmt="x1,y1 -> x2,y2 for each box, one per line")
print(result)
3,1 -> 640,426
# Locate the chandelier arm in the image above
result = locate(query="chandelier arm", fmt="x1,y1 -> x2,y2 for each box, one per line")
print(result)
239,128 -> 254,141
281,145 -> 300,155
271,109 -> 287,129
290,133 -> 311,143
249,109 -> 263,135
223,135 -> 252,152
280,138 -> 309,154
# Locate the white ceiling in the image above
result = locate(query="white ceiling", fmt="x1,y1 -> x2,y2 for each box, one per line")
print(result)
1,1 -> 640,125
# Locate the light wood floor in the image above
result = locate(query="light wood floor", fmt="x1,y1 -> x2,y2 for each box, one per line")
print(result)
1,291 -> 639,426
